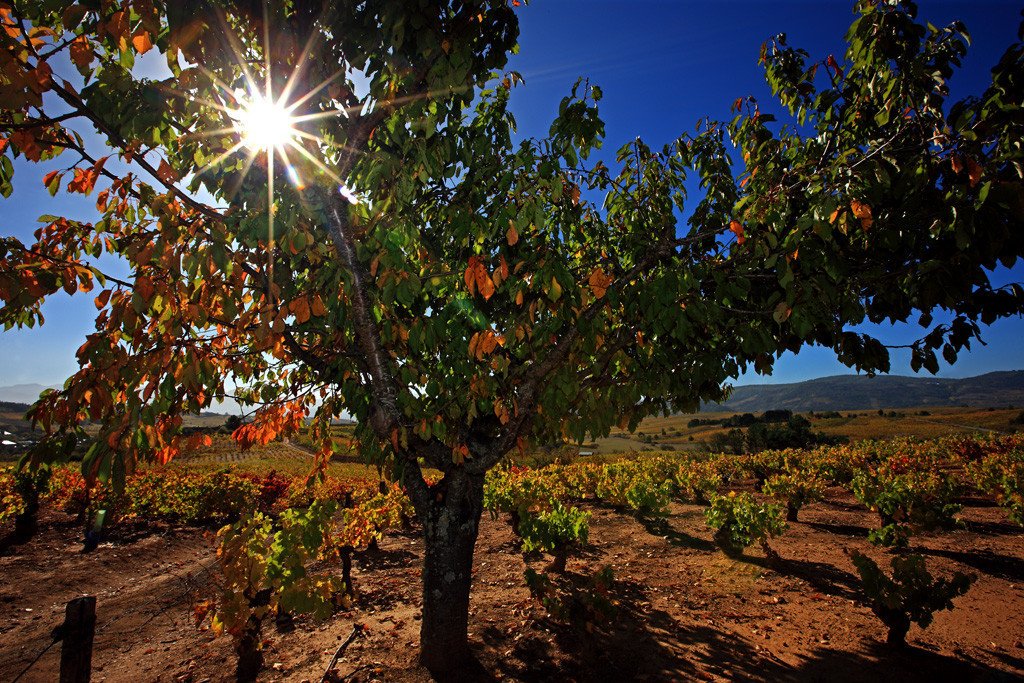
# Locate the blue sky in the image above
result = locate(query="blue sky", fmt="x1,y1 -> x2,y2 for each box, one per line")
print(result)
2,0 -> 1023,393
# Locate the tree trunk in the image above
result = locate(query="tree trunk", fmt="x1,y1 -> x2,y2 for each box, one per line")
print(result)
546,549 -> 568,574
786,501 -> 799,522
416,470 -> 485,673
881,609 -> 910,647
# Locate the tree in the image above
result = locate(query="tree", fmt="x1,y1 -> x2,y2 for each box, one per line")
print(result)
1,0 -> 1022,673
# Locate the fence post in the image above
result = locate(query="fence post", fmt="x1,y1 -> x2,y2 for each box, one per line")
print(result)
59,596 -> 96,683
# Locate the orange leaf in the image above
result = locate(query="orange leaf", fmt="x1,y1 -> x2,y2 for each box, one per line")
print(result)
588,269 -> 612,299
292,296 -> 311,323
506,220 -> 519,246
481,331 -> 498,355
850,200 -> 873,229
132,30 -> 153,55
105,11 -> 129,49
464,257 -> 479,295
156,158 -> 177,184
729,220 -> 745,245
475,262 -> 495,301
28,61 -> 53,94
965,157 -> 982,187
136,276 -> 154,302
69,36 -> 93,69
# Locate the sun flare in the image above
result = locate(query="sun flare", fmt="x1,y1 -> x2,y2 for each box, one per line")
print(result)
234,96 -> 297,151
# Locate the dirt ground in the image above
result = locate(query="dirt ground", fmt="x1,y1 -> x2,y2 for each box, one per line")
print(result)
2,483 -> 1023,683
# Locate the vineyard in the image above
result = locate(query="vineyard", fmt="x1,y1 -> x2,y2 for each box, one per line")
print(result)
1,433 -> 1023,681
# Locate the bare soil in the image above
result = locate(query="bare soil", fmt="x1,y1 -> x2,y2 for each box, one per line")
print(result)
2,483 -> 1023,683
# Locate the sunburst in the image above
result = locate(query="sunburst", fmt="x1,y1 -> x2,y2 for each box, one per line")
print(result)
232,94 -> 299,152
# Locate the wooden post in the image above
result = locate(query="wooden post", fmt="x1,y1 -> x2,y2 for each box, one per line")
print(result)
59,596 -> 96,683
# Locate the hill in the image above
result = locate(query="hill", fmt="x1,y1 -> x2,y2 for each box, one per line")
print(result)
709,370 -> 1024,413
0,383 -> 59,405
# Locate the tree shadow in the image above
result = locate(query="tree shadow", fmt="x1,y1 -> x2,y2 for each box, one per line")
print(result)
791,640 -> 1018,683
354,545 -> 419,571
956,495 -> 999,509
637,514 -> 716,552
962,518 -> 1024,537
0,524 -> 35,555
778,557 -> 863,601
973,647 -> 1024,678
429,656 -> 498,683
820,499 -> 867,512
487,593 -> 1016,682
916,546 -> 1024,583
490,575 -> 800,682
804,520 -> 872,538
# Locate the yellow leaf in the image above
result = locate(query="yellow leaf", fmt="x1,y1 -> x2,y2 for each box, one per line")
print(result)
548,276 -> 562,302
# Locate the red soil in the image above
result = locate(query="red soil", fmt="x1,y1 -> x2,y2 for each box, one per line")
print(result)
2,484 -> 1022,682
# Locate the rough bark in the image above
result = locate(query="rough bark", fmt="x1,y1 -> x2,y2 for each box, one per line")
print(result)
415,469 -> 485,673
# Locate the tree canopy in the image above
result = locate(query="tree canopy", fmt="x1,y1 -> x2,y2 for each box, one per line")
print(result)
2,0 -> 1023,671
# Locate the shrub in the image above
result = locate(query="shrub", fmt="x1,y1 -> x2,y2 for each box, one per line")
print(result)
762,470 -> 827,522
594,462 -> 671,516
0,469 -> 23,523
850,453 -> 963,547
198,500 -> 343,681
483,465 -> 564,533
518,501 -> 590,573
524,565 -> 617,627
704,491 -> 787,564
968,447 -> 1024,526
674,461 -> 722,505
6,466 -> 52,532
848,551 -> 974,647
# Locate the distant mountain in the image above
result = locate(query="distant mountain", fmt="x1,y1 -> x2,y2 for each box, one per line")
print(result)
706,370 -> 1024,413
0,383 -> 59,405
6,373 -> 1023,419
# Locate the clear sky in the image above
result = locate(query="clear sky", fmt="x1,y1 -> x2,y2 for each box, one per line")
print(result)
2,0 -> 1022,393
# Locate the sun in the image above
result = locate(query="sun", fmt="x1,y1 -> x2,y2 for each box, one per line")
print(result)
233,95 -> 297,152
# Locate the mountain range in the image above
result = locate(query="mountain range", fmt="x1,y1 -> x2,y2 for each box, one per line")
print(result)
708,370 -> 1024,413
2,371 -> 1023,416
0,383 -> 60,405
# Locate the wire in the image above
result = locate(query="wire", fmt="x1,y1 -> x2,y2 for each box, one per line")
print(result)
9,638 -> 57,683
